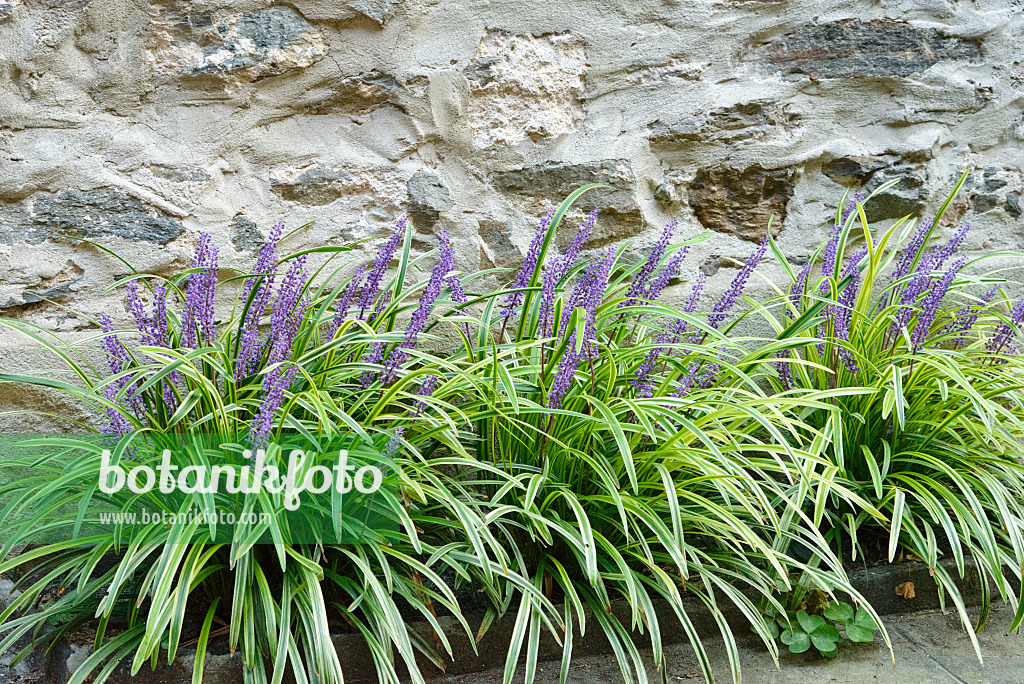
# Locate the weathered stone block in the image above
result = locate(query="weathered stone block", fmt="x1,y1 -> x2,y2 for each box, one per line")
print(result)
1,260 -> 83,311
319,70 -> 399,114
964,168 -> 1023,217
270,166 -> 367,206
15,189 -> 183,245
151,6 -> 327,86
688,164 -> 794,241
823,154 -> 928,222
406,170 -> 453,227
230,215 -> 263,254
1006,192 -> 1022,218
751,19 -> 982,78
492,160 -> 642,243
291,0 -> 402,27
477,218 -> 520,268
465,30 -> 587,149
649,100 -> 800,149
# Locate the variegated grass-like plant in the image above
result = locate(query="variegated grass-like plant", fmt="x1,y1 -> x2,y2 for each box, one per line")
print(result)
450,187 -> 888,684
758,175 -> 1024,659
0,220 -> 519,684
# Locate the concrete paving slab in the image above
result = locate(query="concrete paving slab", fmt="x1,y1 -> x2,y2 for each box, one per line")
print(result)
428,604 -> 1024,684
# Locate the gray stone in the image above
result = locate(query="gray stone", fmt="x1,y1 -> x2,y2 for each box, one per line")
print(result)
822,155 -> 899,186
862,165 -> 927,223
230,215 -> 263,254
752,19 -> 982,78
271,166 -> 356,205
1006,192 -> 1022,218
17,190 -> 183,245
653,181 -> 681,208
1,260 -> 83,311
688,164 -> 795,241
491,160 -> 641,243
338,0 -> 402,26
983,168 -> 1008,192
700,255 -> 723,277
171,6 -> 327,83
478,218 -> 519,268
972,193 -> 1001,214
406,170 -> 453,227
649,101 -> 800,149
0,3 -> 14,21
823,155 -> 928,222
291,0 -> 402,27
316,70 -> 399,114
464,56 -> 502,86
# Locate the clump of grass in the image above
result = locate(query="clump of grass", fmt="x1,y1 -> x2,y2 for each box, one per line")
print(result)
758,174 -> 1024,657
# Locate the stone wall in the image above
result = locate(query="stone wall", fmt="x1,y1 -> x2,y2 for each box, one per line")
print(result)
2,0 -> 1023,429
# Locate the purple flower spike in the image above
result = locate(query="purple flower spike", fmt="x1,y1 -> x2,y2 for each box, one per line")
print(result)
565,210 -> 596,268
97,314 -> 144,428
775,350 -> 794,391
359,342 -> 387,388
236,221 -> 283,380
631,273 -> 707,397
250,255 -> 309,440
326,267 -> 365,341
150,282 -> 170,348
671,361 -> 720,398
828,248 -> 866,372
536,212 -> 596,338
447,272 -> 468,304
945,285 -> 998,348
708,237 -> 768,330
788,261 -> 812,318
358,218 -> 406,319
645,245 -> 690,303
911,256 -> 966,352
501,207 -> 557,321
840,191 -> 866,226
181,233 -> 219,349
622,220 -> 678,308
383,427 -> 403,459
410,374 -> 439,415
987,296 -> 1024,357
125,280 -> 150,343
98,314 -> 133,378
547,339 -> 579,410
122,280 -> 177,411
546,248 -> 614,408
100,383 -> 133,436
890,218 -> 933,293
379,229 -> 456,385
932,223 -> 970,272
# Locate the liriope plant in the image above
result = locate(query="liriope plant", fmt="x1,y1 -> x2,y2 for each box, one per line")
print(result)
757,174 -> 1024,659
0,219 -> 526,684
452,187 -> 889,684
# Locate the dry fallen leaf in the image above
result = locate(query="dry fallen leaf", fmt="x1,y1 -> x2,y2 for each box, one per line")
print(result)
895,581 -> 916,599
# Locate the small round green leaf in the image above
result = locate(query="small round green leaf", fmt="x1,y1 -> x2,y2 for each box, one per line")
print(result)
845,622 -> 874,642
781,628 -> 811,654
797,610 -> 826,634
811,623 -> 840,641
823,601 -> 855,622
811,630 -> 840,652
854,607 -> 879,630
